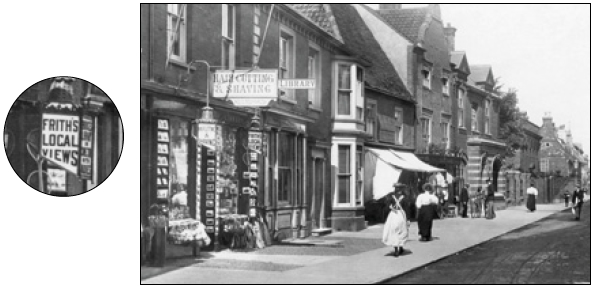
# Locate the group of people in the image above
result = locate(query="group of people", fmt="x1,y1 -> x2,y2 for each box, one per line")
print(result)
382,180 -> 588,257
381,183 -> 440,257
458,179 -> 496,219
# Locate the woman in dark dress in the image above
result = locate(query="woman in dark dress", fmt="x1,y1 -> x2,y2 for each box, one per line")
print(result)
416,183 -> 439,242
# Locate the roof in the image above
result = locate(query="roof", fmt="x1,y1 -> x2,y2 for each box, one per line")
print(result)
450,51 -> 466,68
287,4 -> 343,43
376,7 -> 428,43
469,65 -> 492,83
329,4 -> 413,101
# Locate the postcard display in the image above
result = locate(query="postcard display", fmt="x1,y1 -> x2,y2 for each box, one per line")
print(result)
197,125 -> 239,250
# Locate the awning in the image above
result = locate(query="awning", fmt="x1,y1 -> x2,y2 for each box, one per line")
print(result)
367,148 -> 444,173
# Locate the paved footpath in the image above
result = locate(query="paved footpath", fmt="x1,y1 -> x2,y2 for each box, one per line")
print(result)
142,202 -> 577,284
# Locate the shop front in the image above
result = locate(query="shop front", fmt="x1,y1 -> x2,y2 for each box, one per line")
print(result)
141,90 -> 263,260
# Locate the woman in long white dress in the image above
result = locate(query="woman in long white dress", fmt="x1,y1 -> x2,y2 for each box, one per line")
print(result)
382,190 -> 410,257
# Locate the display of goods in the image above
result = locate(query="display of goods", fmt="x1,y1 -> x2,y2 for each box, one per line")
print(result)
170,206 -> 190,220
167,219 -> 211,245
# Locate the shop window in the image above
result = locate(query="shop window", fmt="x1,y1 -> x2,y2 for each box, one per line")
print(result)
278,132 -> 294,204
279,28 -> 295,101
337,145 -> 351,204
167,4 -> 187,63
308,45 -> 321,108
169,118 -> 190,220
222,4 -> 236,70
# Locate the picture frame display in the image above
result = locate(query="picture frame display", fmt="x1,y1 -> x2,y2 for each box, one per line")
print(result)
157,131 -> 169,142
157,119 -> 169,130
157,143 -> 169,154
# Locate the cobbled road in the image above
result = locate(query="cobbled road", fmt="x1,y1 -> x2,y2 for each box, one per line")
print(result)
383,202 -> 591,284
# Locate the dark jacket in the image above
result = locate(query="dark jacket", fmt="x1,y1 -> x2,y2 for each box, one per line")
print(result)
460,187 -> 469,203
572,188 -> 585,204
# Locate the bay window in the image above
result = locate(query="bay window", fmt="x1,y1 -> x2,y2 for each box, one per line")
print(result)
337,145 -> 351,204
335,63 -> 365,118
333,142 -> 364,207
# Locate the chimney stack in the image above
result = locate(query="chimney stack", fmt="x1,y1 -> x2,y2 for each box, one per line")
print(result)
378,4 -> 402,10
444,23 -> 457,52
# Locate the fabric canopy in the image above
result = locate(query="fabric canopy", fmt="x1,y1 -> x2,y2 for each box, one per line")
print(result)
367,148 -> 444,173
372,157 -> 402,200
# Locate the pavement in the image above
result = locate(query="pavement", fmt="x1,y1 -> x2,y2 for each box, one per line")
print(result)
141,200 -> 584,284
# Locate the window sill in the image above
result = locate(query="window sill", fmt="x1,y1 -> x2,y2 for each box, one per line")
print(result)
279,97 -> 297,105
308,105 -> 322,112
169,59 -> 196,71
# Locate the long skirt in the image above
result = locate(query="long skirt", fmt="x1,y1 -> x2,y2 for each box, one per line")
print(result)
382,210 -> 408,247
417,204 -> 435,239
527,194 -> 536,212
485,199 -> 496,219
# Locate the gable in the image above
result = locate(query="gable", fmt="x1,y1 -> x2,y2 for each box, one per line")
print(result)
459,55 -> 470,75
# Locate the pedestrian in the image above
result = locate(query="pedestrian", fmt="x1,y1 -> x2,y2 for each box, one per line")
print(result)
416,183 -> 439,242
484,179 -> 496,219
526,182 -> 538,212
572,185 -> 585,220
460,183 -> 470,218
563,190 -> 571,207
382,184 -> 411,257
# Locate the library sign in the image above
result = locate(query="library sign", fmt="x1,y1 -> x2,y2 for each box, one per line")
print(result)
41,113 -> 80,174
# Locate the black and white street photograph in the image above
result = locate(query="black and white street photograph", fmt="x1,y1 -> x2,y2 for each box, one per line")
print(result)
140,3 -> 590,284
4,77 -> 123,196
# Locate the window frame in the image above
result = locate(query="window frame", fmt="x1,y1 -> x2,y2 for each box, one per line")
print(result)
394,108 -> 403,145
484,100 -> 491,135
279,25 -> 296,102
365,99 -> 378,140
336,145 -> 352,205
308,43 -> 322,109
333,142 -> 364,208
422,67 -> 432,89
221,4 -> 236,70
167,4 -> 187,63
458,88 -> 466,129
440,118 -> 450,149
334,61 -> 365,120
420,116 -> 432,143
471,103 -> 479,132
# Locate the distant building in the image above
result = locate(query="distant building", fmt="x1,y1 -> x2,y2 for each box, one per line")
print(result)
509,119 -> 542,173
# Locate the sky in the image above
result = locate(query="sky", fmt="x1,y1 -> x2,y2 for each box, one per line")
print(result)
366,4 -> 590,158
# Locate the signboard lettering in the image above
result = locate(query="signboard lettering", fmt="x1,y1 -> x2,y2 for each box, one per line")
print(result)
41,114 -> 79,174
212,70 -> 278,107
278,79 -> 316,89
79,115 -> 94,180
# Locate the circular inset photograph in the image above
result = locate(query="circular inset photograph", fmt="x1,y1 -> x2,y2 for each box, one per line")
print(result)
4,76 -> 123,196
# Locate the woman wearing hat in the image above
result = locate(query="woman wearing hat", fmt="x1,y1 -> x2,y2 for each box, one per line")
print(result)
416,183 -> 439,242
382,184 -> 411,257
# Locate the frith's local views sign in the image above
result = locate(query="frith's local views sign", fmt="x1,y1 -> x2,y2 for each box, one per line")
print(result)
41,114 -> 79,174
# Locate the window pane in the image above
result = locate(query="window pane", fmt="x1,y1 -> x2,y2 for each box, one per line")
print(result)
338,176 -> 350,204
338,65 -> 351,90
227,5 -> 234,38
338,145 -> 350,174
338,92 -> 350,115
169,118 -> 190,220
280,38 -> 287,68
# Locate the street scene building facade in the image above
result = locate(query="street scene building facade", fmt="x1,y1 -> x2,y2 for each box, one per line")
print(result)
5,77 -> 123,196
140,4 -> 590,270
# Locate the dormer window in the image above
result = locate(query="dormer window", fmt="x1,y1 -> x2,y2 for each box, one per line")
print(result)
441,76 -> 450,95
422,67 -> 432,89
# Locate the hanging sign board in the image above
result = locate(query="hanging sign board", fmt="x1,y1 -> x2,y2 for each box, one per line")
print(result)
212,70 -> 278,107
41,114 -> 79,174
79,115 -> 94,180
278,79 -> 316,89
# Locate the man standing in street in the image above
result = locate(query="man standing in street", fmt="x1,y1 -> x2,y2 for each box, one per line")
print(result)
572,185 -> 585,220
460,183 -> 470,218
484,179 -> 496,219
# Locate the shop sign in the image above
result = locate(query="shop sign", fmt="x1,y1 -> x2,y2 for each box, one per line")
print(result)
47,168 -> 66,192
41,114 -> 79,174
197,122 -> 217,147
278,79 -> 316,89
212,70 -> 278,107
248,131 -> 262,152
79,115 -> 94,181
